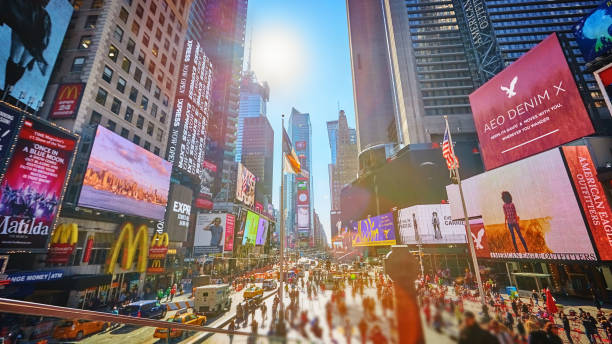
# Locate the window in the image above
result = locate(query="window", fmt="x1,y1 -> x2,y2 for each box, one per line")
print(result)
144,141 -> 151,150
154,147 -> 160,155
78,35 -> 92,49
146,17 -> 153,30
160,111 -> 167,124
151,103 -> 158,117
135,4 -> 144,18
148,61 -> 155,74
156,72 -> 163,83
91,0 -> 104,9
90,111 -> 102,125
71,57 -> 86,72
111,97 -> 122,114
133,67 -> 142,83
169,11 -> 175,23
159,13 -> 165,26
85,15 -> 98,29
141,96 -> 148,110
133,135 -> 140,145
155,28 -> 162,41
171,48 -> 177,60
116,77 -> 126,93
150,2 -> 157,14
142,33 -> 150,47
137,50 -> 145,64
124,106 -> 134,122
127,38 -> 136,54
156,128 -> 163,141
169,63 -> 174,75
144,78 -> 152,91
152,44 -> 159,57
136,115 -> 144,129
166,23 -> 172,36
106,120 -> 116,132
121,128 -> 129,138
131,21 -> 140,35
162,94 -> 169,107
163,39 -> 169,50
160,54 -> 167,66
174,34 -> 179,45
129,87 -> 138,102
165,79 -> 171,91
147,122 -> 154,136
102,65 -> 113,83
154,86 -> 161,99
121,57 -> 131,73
119,7 -> 129,23
108,45 -> 118,62
95,88 -> 108,105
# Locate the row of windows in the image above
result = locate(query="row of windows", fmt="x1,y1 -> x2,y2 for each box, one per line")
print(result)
490,11 -> 588,20
425,107 -> 470,116
89,110 -> 162,156
487,2 -> 596,12
423,97 -> 470,106
418,71 -> 472,80
494,25 -> 571,35
421,88 -> 471,98
417,63 -> 469,73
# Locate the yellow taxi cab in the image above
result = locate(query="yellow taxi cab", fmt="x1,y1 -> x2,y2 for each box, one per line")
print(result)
52,319 -> 109,340
243,284 -> 264,300
153,311 -> 207,339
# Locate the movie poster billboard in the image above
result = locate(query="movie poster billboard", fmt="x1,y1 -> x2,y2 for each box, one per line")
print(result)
241,211 -> 259,245
0,0 -> 73,108
351,212 -> 397,247
223,214 -> 235,252
194,213 -> 232,255
49,83 -> 85,119
297,205 -> 309,228
469,34 -> 594,170
0,117 -> 77,251
563,145 -> 612,260
573,1 -> 612,63
78,126 -> 171,220
199,160 -> 216,199
447,148 -> 597,260
165,184 -> 193,243
235,163 -> 256,207
0,104 -> 23,167
398,204 -> 467,245
256,217 -> 268,245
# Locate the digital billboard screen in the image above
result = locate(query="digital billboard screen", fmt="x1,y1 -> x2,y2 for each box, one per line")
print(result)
0,0 -> 73,107
78,126 -> 172,220
223,213 -> 235,252
573,1 -> 612,63
165,184 -> 193,243
0,116 -> 77,251
0,104 -> 23,167
398,204 -> 467,245
351,212 -> 397,247
49,83 -> 85,119
241,210 -> 259,245
194,212 -> 231,255
297,205 -> 309,229
594,62 -> 612,115
447,148 -> 597,260
469,33 -> 594,170
166,40 -> 213,176
235,163 -> 256,207
199,160 -> 216,199
256,217 -> 268,245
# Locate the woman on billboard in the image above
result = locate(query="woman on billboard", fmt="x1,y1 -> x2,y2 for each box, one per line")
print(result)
501,191 -> 529,253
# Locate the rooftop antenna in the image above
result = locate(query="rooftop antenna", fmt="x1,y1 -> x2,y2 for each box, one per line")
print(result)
337,101 -> 340,112
247,26 -> 253,72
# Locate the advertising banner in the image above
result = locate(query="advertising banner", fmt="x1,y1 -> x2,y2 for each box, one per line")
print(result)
147,232 -> 168,274
256,217 -> 268,245
0,117 -> 77,251
563,145 -> 612,260
295,141 -> 306,151
0,104 -> 22,167
46,223 -> 78,264
573,1 -> 612,63
241,211 -> 259,245
165,184 -> 193,242
0,0 -> 73,107
199,160 -> 216,199
194,213 -> 229,255
594,63 -> 612,116
235,163 -> 256,207
469,218 -> 490,258
79,126 -> 172,220
235,211 -> 247,244
469,34 -> 594,170
82,236 -> 93,263
223,214 -> 235,252
49,83 -> 85,119
447,149 -> 597,260
398,204 -> 467,245
351,212 -> 397,247
297,205 -> 309,228
297,189 -> 309,206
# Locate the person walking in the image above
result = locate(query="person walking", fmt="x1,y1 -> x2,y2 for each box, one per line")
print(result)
562,313 -> 574,344
525,320 -> 547,344
344,319 -> 352,344
457,311 -> 498,344
544,322 -> 563,344
583,312 -> 599,344
228,319 -> 236,344
358,317 -> 368,344
170,284 -> 177,302
532,290 -> 539,306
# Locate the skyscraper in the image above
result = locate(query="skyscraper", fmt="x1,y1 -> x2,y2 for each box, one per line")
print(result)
236,72 -> 270,163
241,113 -> 274,209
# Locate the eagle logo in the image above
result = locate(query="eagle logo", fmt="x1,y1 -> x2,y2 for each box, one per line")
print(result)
471,228 -> 485,250
500,76 -> 518,98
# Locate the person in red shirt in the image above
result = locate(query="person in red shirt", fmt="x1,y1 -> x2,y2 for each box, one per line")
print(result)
502,191 -> 528,253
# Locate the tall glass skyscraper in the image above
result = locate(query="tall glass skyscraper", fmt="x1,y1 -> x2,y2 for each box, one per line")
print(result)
236,72 -> 270,162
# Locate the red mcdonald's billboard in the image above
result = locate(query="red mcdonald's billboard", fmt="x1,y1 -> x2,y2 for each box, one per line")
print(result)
50,83 -> 85,119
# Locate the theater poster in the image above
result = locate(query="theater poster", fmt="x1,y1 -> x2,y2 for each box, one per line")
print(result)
0,117 -> 77,251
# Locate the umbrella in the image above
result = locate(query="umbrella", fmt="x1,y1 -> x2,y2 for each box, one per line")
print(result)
545,288 -> 558,314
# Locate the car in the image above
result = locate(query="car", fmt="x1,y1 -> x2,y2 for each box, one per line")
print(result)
153,310 -> 207,339
243,284 -> 264,299
262,279 -> 277,291
52,319 -> 108,340
121,300 -> 167,319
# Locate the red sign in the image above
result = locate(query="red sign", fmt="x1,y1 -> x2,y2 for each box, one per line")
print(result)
47,243 -> 75,264
196,197 -> 213,210
563,146 -> 612,260
469,218 -> 490,258
297,189 -> 309,205
202,160 -> 217,172
295,141 -> 306,151
255,202 -> 264,213
224,214 -> 235,251
149,246 -> 169,259
50,83 -> 85,119
469,34 -> 594,170
82,237 -> 94,263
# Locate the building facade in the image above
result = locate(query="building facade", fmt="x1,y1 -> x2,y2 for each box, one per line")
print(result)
236,72 -> 270,163
241,115 -> 274,208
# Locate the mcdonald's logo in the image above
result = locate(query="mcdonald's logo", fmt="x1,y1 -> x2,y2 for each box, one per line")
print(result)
151,260 -> 162,268
149,232 -> 169,259
50,83 -> 84,119
58,85 -> 80,100
50,223 -> 78,245
106,223 -> 149,274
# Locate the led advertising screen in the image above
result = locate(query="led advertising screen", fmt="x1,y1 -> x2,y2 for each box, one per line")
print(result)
447,149 -> 597,260
594,62 -> 612,115
223,213 -> 235,252
295,141 -> 306,151
469,33 -> 594,170
241,211 -> 259,245
194,213 -> 230,255
573,1 -> 612,63
0,104 -> 23,167
297,205 -> 309,228
79,126 -> 172,220
0,0 -> 73,108
398,204 -> 467,245
563,146 -> 612,260
235,163 -> 256,207
165,184 -> 193,242
49,83 -> 85,119
0,116 -> 77,251
351,212 -> 397,247
166,40 -> 213,176
199,160 -> 216,199
256,217 -> 268,245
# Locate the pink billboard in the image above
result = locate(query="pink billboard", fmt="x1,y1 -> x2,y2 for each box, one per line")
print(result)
469,33 -> 594,170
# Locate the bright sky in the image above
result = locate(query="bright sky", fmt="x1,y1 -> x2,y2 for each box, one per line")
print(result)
245,0 -> 356,244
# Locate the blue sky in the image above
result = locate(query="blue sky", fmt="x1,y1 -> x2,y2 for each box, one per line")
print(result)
245,0 -> 356,243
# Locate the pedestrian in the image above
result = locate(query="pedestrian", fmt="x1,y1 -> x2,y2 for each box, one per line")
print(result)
228,319 -> 236,344
457,311 -> 498,344
344,319 -> 352,344
583,312 -> 599,344
170,284 -> 176,302
488,320 -> 512,344
561,313 -> 573,344
544,322 -> 563,344
532,290 -> 539,306
358,317 -> 368,344
526,320 -> 548,344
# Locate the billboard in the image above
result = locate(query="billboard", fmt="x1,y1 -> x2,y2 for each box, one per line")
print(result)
573,1 -> 612,63
447,149 -> 597,260
469,33 -> 594,170
256,217 -> 268,245
594,62 -> 612,115
165,184 -> 193,242
223,213 -> 235,251
49,83 -> 85,119
235,163 -> 256,206
199,160 -> 216,199
0,104 -> 23,166
78,126 -> 172,220
563,146 -> 612,260
166,40 -> 213,176
297,189 -> 309,206
0,116 -> 77,251
295,141 -> 306,151
0,0 -> 73,108
297,205 -> 309,228
194,213 -> 232,254
241,211 -> 259,245
351,212 -> 397,247
398,204 -> 467,245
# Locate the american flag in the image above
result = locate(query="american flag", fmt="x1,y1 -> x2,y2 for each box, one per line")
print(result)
442,126 -> 459,170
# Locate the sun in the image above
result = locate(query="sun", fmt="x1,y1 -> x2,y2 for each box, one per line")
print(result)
250,28 -> 304,88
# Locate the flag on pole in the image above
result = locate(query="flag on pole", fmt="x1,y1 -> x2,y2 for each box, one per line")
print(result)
282,127 -> 301,174
442,126 -> 459,170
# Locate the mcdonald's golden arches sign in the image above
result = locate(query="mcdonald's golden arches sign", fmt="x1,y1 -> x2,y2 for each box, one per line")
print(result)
106,223 -> 149,274
50,83 -> 85,119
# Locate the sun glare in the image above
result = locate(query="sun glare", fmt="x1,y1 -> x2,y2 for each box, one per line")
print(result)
250,28 -> 304,87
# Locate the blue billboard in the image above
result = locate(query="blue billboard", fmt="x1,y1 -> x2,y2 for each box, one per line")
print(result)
573,1 -> 612,63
